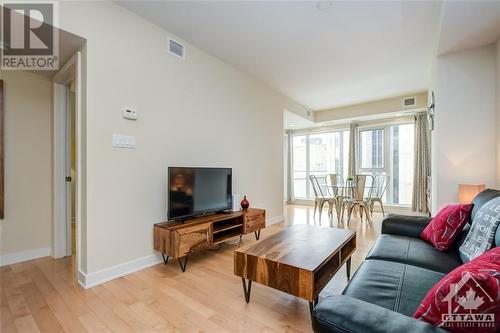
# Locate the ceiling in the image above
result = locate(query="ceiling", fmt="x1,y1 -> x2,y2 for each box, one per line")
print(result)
283,110 -> 316,130
438,1 -> 500,55
119,1 -> 442,110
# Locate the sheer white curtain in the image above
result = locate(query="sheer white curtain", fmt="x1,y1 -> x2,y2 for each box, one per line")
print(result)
412,113 -> 430,213
348,123 -> 358,176
286,131 -> 294,202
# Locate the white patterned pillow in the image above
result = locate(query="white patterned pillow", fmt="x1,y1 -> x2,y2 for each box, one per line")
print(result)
459,196 -> 500,262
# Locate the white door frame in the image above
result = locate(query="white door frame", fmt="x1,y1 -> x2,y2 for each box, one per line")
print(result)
53,52 -> 82,274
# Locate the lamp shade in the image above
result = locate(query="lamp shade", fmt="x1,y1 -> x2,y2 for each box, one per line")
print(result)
458,184 -> 486,204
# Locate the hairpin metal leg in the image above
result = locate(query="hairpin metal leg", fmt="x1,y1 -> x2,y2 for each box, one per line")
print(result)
309,296 -> 319,317
161,253 -> 169,265
178,255 -> 188,272
346,257 -> 351,280
254,230 -> 261,240
241,278 -> 252,303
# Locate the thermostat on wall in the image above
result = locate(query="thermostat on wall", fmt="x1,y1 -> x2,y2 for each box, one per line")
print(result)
123,108 -> 138,120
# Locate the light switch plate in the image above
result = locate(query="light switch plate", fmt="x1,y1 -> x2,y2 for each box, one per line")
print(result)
112,134 -> 136,149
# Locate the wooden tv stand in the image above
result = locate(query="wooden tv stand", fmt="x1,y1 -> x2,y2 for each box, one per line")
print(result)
153,208 -> 265,272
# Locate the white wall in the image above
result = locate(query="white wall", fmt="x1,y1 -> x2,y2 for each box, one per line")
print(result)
0,71 -> 53,265
56,2 -> 307,279
432,44 -> 498,210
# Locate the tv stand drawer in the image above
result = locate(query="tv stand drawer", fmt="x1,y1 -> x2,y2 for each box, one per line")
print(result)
244,212 -> 265,234
178,228 -> 210,257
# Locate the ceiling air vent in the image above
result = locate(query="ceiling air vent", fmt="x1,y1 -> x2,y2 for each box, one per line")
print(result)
403,97 -> 416,107
168,38 -> 185,59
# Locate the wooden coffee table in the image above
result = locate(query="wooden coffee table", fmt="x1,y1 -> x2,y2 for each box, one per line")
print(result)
234,224 -> 356,314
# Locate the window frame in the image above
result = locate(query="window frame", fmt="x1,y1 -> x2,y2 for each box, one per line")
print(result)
358,127 -> 386,170
291,134 -> 309,199
357,121 -> 414,205
389,122 -> 415,205
291,129 -> 349,200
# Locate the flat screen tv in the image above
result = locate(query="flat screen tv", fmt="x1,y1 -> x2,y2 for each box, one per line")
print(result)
168,167 -> 232,220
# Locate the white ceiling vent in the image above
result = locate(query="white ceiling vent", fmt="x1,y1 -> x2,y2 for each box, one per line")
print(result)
168,38 -> 185,59
403,97 -> 416,107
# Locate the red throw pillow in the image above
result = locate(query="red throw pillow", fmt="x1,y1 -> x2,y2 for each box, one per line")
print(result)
414,247 -> 500,333
420,204 -> 473,251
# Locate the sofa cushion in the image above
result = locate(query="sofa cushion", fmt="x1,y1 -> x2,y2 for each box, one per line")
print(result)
414,247 -> 500,333
342,260 -> 445,317
470,189 -> 500,222
366,234 -> 463,274
312,295 -> 449,333
382,214 -> 432,238
454,189 -> 500,249
496,225 -> 500,247
459,196 -> 500,262
420,203 -> 473,251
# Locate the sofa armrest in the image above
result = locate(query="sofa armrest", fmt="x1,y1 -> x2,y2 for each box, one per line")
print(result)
312,295 -> 447,333
381,214 -> 432,238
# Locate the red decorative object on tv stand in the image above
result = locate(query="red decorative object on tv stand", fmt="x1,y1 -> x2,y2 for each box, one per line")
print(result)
241,195 -> 250,210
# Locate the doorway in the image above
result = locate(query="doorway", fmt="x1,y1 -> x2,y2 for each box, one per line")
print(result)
69,85 -> 76,256
53,52 -> 83,277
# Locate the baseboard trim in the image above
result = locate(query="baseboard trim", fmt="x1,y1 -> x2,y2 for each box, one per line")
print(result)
267,215 -> 285,225
77,270 -> 87,288
0,246 -> 52,267
78,214 -> 285,289
78,253 -> 163,289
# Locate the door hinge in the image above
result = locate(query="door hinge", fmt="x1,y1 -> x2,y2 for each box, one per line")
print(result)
65,176 -> 72,182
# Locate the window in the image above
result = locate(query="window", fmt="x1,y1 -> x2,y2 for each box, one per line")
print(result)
292,130 -> 349,199
391,124 -> 414,205
358,122 -> 414,205
359,129 -> 384,169
292,135 -> 307,198
336,131 -> 350,180
289,121 -> 414,204
309,133 -> 335,174
284,133 -> 288,200
309,133 -> 334,196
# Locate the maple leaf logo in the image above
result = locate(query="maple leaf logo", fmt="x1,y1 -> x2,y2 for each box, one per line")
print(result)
457,288 -> 485,311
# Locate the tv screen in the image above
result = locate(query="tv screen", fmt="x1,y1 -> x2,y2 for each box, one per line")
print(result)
168,167 -> 232,220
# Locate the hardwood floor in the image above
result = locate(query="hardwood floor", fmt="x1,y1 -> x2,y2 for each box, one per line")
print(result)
0,205 -> 382,333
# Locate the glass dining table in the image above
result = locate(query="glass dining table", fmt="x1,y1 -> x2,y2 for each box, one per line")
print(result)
325,182 -> 364,196
324,182 -> 375,223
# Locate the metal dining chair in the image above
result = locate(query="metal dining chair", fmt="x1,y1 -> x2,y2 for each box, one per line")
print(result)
341,174 -> 374,227
327,174 -> 347,222
369,174 -> 390,216
309,175 -> 336,220
327,174 -> 345,196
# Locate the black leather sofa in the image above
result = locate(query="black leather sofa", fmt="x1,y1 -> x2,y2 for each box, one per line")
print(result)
312,189 -> 500,333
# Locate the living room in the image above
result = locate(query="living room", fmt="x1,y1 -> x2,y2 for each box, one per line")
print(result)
0,1 -> 499,332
